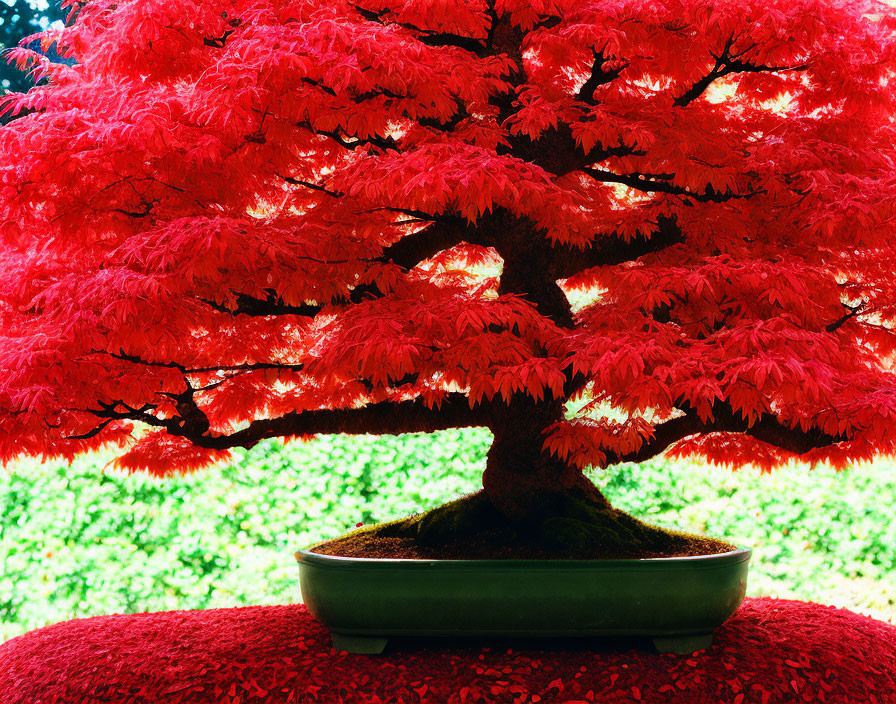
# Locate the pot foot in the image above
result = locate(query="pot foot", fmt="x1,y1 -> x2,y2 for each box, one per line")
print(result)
330,633 -> 389,654
651,633 -> 713,654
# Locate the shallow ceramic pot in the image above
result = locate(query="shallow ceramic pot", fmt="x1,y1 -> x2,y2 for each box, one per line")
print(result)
296,547 -> 751,654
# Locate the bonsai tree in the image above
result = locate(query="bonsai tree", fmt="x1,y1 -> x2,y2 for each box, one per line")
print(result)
1,0 -> 895,558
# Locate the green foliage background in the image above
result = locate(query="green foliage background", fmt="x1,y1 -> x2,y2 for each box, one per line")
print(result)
2,428 -> 894,641
1,1 -> 67,95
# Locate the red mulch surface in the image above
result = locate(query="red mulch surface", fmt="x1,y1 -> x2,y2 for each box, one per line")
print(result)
0,598 -> 893,704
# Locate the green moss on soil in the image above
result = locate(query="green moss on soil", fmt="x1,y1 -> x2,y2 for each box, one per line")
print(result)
310,489 -> 735,559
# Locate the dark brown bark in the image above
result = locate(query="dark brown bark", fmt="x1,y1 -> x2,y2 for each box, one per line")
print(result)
674,35 -> 808,107
479,391 -> 611,519
551,214 -> 684,279
491,213 -> 576,328
602,403 -> 848,466
85,394 -> 492,448
379,217 -> 479,270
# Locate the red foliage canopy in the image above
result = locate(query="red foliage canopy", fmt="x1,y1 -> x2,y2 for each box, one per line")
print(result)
1,0 -> 895,477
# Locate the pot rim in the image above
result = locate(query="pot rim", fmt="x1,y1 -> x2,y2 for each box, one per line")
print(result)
295,546 -> 752,569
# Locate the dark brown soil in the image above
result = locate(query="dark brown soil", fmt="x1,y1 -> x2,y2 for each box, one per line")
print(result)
309,490 -> 736,560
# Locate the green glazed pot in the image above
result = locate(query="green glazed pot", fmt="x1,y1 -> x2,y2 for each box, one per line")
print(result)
296,547 -> 751,654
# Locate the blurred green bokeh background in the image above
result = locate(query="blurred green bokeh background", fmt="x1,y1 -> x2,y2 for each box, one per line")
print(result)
2,428 -> 894,641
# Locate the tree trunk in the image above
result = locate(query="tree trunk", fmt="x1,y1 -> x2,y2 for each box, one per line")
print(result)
316,396 -> 733,558
481,397 -> 612,521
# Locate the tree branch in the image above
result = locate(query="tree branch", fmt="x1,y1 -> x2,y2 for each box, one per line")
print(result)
553,214 -> 685,279
576,50 -> 628,105
81,391 -> 494,450
417,104 -> 469,133
198,292 -> 322,318
603,414 -> 703,465
416,32 -> 488,56
111,199 -> 158,218
826,302 -> 864,333
295,120 -> 397,152
674,35 -> 808,107
604,404 -> 848,465
351,3 -> 488,56
277,174 -> 343,198
65,418 -> 114,440
96,349 -> 305,374
203,28 -> 237,49
299,77 -> 409,106
202,18 -> 242,49
189,394 -> 492,449
88,400 -> 166,428
87,392 -> 211,437
582,167 -> 761,203
380,217 -> 478,270
503,123 -> 642,177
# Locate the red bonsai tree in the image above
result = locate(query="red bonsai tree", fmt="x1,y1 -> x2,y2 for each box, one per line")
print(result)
1,0 -> 895,557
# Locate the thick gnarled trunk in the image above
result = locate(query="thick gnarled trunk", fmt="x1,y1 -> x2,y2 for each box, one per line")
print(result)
481,397 -> 612,521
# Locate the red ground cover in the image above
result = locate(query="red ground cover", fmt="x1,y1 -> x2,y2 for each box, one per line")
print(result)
0,598 -> 893,704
